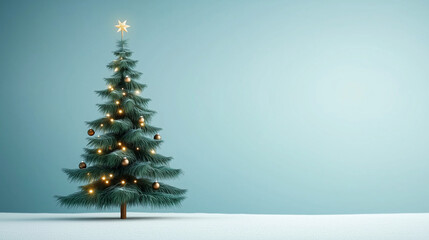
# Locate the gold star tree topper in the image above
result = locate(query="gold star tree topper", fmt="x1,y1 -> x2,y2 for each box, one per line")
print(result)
115,20 -> 130,39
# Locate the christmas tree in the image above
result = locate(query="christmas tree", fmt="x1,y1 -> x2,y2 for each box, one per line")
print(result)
57,21 -> 186,219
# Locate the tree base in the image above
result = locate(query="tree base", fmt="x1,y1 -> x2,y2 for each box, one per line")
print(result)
120,203 -> 126,219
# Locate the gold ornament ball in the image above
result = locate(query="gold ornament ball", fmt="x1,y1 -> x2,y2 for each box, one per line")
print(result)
152,182 -> 160,190
79,161 -> 87,169
121,157 -> 129,166
124,76 -> 131,82
87,129 -> 95,136
154,134 -> 161,140
139,116 -> 145,123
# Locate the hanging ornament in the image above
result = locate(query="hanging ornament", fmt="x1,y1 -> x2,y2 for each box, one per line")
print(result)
87,129 -> 95,136
79,161 -> 87,169
152,181 -> 160,190
124,75 -> 131,82
121,157 -> 129,166
154,133 -> 161,140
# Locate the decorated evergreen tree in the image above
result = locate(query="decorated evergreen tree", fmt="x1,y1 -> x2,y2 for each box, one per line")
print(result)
57,21 -> 186,219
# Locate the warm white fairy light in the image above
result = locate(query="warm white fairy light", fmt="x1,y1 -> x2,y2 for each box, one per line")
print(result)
115,100 -> 120,105
110,118 -> 114,123
135,90 -> 140,95
89,189 -> 94,194
105,180 -> 109,184
118,109 -> 123,114
122,92 -> 126,96
136,147 -> 140,150
121,180 -> 126,185
100,124 -> 104,127
106,113 -> 111,117
139,116 -> 145,127
109,174 -> 113,178
122,147 -> 126,151
134,180 -> 137,183
114,67 -> 119,72
118,142 -> 122,146
150,149 -> 156,154
97,149 -> 102,154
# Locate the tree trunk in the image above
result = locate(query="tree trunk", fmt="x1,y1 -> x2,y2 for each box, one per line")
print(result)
120,203 -> 127,219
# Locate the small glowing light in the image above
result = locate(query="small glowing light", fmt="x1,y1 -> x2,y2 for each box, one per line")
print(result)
114,67 -> 119,72
121,88 -> 124,90
87,173 -> 90,176
105,180 -> 109,184
135,90 -> 140,95
120,57 -> 123,60
88,189 -> 94,194
121,180 -> 126,184
101,176 -> 106,180
106,113 -> 111,117
109,174 -> 113,178
115,100 -> 120,105
118,109 -> 123,114
140,122 -> 145,127
122,147 -> 126,151
118,142 -> 122,146
110,118 -> 114,123
100,124 -> 104,127
97,149 -> 102,154
150,149 -> 156,154
136,147 -> 140,150
97,135 -> 100,138
108,85 -> 112,89
134,180 -> 137,183
122,92 -> 126,96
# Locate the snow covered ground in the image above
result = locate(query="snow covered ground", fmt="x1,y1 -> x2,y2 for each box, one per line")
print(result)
1,212 -> 429,240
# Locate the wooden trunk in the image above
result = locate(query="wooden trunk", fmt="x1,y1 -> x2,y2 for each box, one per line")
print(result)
120,203 -> 127,219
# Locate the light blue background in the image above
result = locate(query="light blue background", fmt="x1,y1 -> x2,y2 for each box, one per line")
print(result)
1,0 -> 429,214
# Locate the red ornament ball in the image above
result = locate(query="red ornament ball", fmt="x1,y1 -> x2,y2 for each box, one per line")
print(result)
87,129 -> 95,136
79,161 -> 87,169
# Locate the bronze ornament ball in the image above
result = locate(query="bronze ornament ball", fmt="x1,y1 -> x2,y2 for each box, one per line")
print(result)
154,133 -> 161,140
87,129 -> 95,136
79,161 -> 87,169
124,75 -> 131,82
152,182 -> 160,190
121,157 -> 129,166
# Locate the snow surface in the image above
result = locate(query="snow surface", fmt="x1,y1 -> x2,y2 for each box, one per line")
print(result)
1,212 -> 429,240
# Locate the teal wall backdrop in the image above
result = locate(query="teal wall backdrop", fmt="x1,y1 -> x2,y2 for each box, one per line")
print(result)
1,0 -> 429,214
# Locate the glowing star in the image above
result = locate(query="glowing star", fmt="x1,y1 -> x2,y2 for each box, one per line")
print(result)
115,20 -> 130,39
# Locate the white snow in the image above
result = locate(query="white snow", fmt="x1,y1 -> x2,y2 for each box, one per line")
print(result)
1,212 -> 429,240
